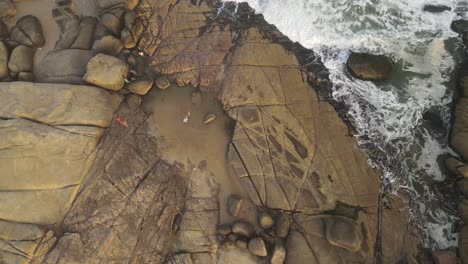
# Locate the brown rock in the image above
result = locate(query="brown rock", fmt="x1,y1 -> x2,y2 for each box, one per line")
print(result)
259,212 -> 274,229
100,12 -> 122,35
127,76 -> 153,95
70,17 -> 97,50
18,72 -> 34,82
275,213 -> 290,238
271,243 -> 286,264
458,200 -> 468,223
0,41 -> 8,79
458,179 -> 468,198
0,21 -> 8,40
325,216 -> 363,252
93,35 -> 123,56
248,237 -> 267,257
232,221 -> 253,237
0,0 -> 15,17
219,224 -> 232,235
460,226 -> 468,263
204,113 -> 216,124
83,53 -> 129,90
228,194 -> 243,217
432,250 -> 456,264
8,45 -> 33,73
446,157 -> 468,177
236,237 -> 248,249
11,15 -> 45,48
155,76 -> 171,89
228,233 -> 239,242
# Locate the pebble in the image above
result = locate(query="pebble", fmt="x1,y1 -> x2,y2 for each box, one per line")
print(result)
232,221 -> 253,237
218,224 -> 232,235
155,76 -> 171,89
259,212 -> 274,229
228,194 -> 243,217
221,240 -> 235,250
228,233 -> 238,242
271,243 -> 286,264
275,212 -> 290,238
204,113 -> 216,124
236,237 -> 248,249
248,237 -> 268,257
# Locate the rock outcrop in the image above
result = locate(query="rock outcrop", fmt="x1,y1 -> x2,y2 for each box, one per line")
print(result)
347,52 -> 393,81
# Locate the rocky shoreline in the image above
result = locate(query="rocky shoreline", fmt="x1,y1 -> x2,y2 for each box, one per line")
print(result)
0,0 -> 460,263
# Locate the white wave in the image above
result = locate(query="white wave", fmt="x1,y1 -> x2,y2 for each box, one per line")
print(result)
223,0 -> 461,248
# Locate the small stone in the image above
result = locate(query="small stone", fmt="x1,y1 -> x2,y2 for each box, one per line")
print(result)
228,194 -> 243,217
191,91 -> 202,105
0,0 -> 16,17
275,212 -> 290,238
217,234 -> 227,242
259,212 -> 274,229
127,55 -> 136,66
119,88 -> 130,94
100,12 -> 122,34
221,240 -> 235,250
236,237 -> 248,249
218,224 -> 232,235
458,200 -> 468,223
260,230 -> 276,245
432,250 -> 456,264
127,76 -> 153,95
11,15 -> 45,48
18,72 -> 34,82
93,35 -> 123,56
228,233 -> 238,242
423,5 -> 451,13
155,76 -> 171,89
8,45 -> 33,73
347,52 -> 392,81
232,221 -> 253,237
204,113 -> 216,124
458,179 -> 468,198
271,243 -> 286,264
248,237 -> 268,257
0,21 -> 8,40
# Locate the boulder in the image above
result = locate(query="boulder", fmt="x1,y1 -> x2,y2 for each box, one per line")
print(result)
423,5 -> 451,13
8,45 -> 33,73
100,12 -> 123,35
120,11 -> 143,49
228,194 -> 243,217
0,41 -> 8,79
432,250 -> 456,264
259,212 -> 274,229
275,213 -> 290,238
35,49 -> 93,84
0,0 -> 15,17
10,15 -> 45,48
325,216 -> 363,252
248,237 -> 268,257
347,52 -> 393,81
232,221 -> 253,237
0,21 -> 8,39
127,76 -> 153,95
270,243 -> 286,264
204,113 -> 216,124
458,200 -> 468,223
97,0 -> 138,12
70,17 -> 97,50
93,35 -> 123,56
155,76 -> 171,89
451,19 -> 468,34
83,53 -> 129,90
18,72 -> 34,82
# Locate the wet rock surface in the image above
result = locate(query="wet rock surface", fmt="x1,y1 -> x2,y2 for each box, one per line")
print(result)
347,52 -> 393,81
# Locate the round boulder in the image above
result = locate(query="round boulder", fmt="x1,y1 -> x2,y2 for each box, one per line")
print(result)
423,5 -> 451,13
8,45 -> 33,73
93,35 -> 124,56
127,76 -> 153,95
346,52 -> 393,81
0,41 -> 8,79
11,15 -> 45,48
83,53 -> 129,90
248,237 -> 267,257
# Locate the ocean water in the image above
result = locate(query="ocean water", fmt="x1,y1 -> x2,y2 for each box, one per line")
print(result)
220,0 -> 464,249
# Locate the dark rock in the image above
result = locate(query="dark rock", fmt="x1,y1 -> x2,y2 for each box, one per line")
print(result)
228,233 -> 238,242
120,11 -> 144,49
127,76 -> 153,95
228,194 -> 243,217
35,49 -> 93,84
11,15 -> 45,48
127,55 -> 136,66
83,53 -> 129,90
18,72 -> 34,82
446,157 -> 468,178
275,212 -> 290,238
0,41 -> 8,79
458,63 -> 468,97
219,224 -> 232,235
347,52 -> 393,81
0,21 -> 8,40
325,217 -> 363,252
458,179 -> 468,198
451,19 -> 468,34
0,0 -> 15,17
248,237 -> 267,257
232,221 -> 253,237
271,243 -> 286,264
120,29 -> 136,49
8,45 -> 33,73
460,226 -> 468,262
70,17 -> 97,50
259,230 -> 276,245
100,12 -> 123,35
155,76 -> 171,90
93,35 -> 124,56
458,200 -> 468,223
259,212 -> 274,229
451,98 -> 468,161
218,234 -> 227,242
432,250 -> 456,264
423,5 -> 451,13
